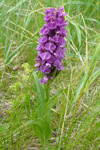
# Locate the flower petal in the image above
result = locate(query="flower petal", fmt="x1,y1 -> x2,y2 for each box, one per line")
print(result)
39,52 -> 51,60
40,76 -> 49,84
39,36 -> 47,43
47,22 -> 57,29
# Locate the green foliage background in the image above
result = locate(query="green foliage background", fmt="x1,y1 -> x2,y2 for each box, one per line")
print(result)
0,0 -> 100,149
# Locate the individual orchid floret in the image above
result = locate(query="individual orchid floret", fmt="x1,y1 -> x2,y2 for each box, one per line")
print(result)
35,6 -> 68,84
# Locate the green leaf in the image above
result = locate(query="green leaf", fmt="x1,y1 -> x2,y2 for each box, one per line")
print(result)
44,89 -> 62,124
33,71 -> 45,117
33,118 -> 52,144
3,118 -> 51,144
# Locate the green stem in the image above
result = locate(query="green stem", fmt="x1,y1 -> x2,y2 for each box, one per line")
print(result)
45,80 -> 51,124
45,80 -> 51,102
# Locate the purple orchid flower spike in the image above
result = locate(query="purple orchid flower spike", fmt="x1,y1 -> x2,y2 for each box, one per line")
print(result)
35,7 -> 68,84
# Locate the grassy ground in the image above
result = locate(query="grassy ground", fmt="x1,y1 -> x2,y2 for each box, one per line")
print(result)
0,0 -> 100,149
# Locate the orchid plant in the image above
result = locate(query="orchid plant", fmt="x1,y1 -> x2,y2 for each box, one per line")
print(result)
33,6 -> 68,145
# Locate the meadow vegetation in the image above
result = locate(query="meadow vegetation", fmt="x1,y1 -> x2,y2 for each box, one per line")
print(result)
0,0 -> 100,149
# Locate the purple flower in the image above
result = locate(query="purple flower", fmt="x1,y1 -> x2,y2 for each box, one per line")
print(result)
53,35 -> 62,43
35,7 -> 68,84
40,76 -> 49,84
40,65 -> 51,74
38,36 -> 47,43
39,52 -> 51,60
47,22 -> 57,29
45,42 -> 56,52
